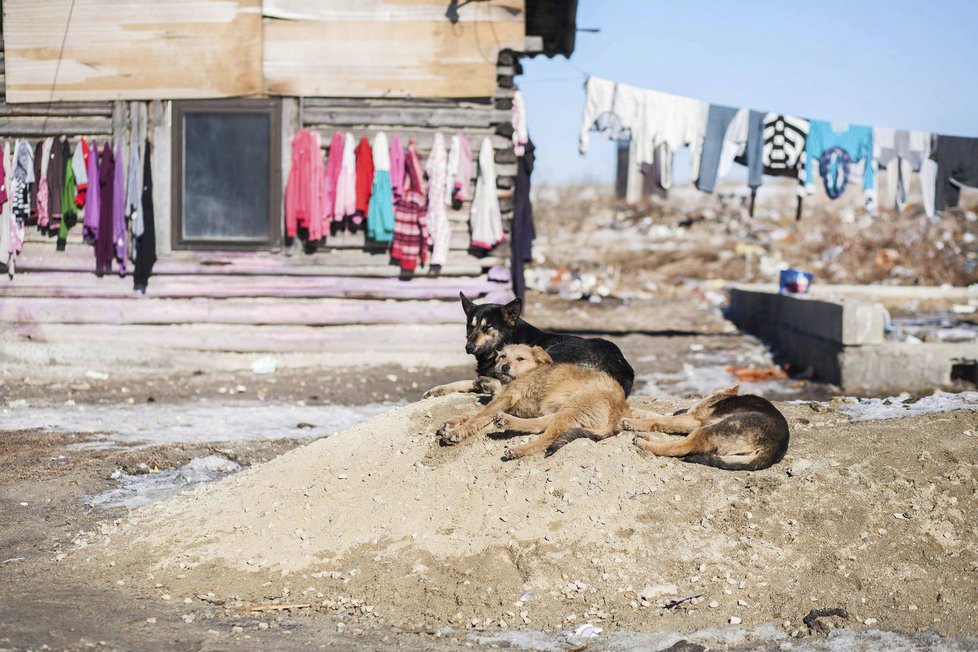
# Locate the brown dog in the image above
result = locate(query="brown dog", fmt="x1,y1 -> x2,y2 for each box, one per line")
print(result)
439,344 -> 628,459
622,385 -> 789,471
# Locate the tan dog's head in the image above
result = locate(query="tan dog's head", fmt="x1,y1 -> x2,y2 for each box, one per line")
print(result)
494,344 -> 553,382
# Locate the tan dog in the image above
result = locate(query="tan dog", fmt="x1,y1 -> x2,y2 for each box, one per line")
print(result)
623,385 -> 789,471
439,344 -> 628,459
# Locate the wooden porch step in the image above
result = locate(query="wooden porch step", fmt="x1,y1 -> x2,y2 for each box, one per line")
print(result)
0,272 -> 505,301
13,247 -> 501,278
23,223 -> 476,251
0,296 -> 472,327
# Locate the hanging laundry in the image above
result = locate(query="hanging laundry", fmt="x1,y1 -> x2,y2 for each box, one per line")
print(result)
35,137 -> 54,229
11,139 -> 34,224
112,140 -> 127,274
47,136 -> 66,235
872,128 -> 931,213
82,141 -> 100,244
763,114 -> 809,173
57,141 -> 78,251
133,139 -> 156,293
579,76 -> 709,185
696,104 -> 740,193
30,140 -> 44,222
390,140 -> 429,273
511,139 -> 536,301
5,140 -> 34,273
367,132 -> 395,243
425,132 -> 450,268
323,131 -> 344,221
579,76 -> 643,149
448,133 -> 472,206
354,136 -> 374,226
125,102 -> 146,262
389,135 -> 405,203
469,137 -> 503,251
73,138 -> 89,209
333,132 -> 357,222
928,135 -> 978,214
804,120 -> 874,200
96,142 -> 115,275
1,143 -> 12,276
284,129 -> 327,246
512,89 -> 529,157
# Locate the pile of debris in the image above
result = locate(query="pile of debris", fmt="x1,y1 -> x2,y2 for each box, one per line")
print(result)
528,181 -> 978,301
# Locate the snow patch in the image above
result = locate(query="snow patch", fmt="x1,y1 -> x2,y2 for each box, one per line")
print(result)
84,455 -> 241,510
840,392 -> 978,422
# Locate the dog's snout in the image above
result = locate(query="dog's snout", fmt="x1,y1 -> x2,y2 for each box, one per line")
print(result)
501,364 -> 510,374
465,342 -> 476,354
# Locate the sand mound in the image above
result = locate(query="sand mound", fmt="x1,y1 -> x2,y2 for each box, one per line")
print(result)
95,395 -> 978,634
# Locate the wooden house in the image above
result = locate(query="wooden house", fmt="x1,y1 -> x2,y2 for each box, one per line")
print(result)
0,0 -> 577,333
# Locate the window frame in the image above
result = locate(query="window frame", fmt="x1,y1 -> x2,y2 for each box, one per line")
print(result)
171,99 -> 282,251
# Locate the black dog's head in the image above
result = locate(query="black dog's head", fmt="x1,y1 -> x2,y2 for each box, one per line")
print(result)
460,292 -> 523,356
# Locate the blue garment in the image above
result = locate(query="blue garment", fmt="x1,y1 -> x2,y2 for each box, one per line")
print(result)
804,120 -> 874,194
817,147 -> 852,199
695,104 -> 739,193
744,109 -> 766,189
367,169 -> 394,242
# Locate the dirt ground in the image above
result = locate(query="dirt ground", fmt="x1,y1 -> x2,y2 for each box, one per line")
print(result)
3,186 -> 977,651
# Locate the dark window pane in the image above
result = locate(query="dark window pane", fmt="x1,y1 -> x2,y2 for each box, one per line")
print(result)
183,112 -> 270,241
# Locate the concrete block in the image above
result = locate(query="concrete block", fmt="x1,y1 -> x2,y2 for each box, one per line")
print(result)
840,342 -> 978,393
728,288 -> 885,346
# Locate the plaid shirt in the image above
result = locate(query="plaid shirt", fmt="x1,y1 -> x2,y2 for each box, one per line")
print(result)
390,140 -> 429,272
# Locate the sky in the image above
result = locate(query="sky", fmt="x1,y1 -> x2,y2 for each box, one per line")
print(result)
520,0 -> 978,186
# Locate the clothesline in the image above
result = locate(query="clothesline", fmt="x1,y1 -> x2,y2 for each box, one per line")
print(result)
580,75 -> 978,219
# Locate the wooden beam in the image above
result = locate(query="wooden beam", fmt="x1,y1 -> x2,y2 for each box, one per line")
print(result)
0,296 -> 467,326
300,107 -> 512,129
0,272 -> 500,301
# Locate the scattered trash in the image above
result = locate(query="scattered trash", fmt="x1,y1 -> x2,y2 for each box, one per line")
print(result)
779,268 -> 813,294
893,512 -> 912,520
665,594 -> 702,610
250,356 -> 278,375
804,607 -> 849,635
725,365 -> 789,383
296,422 -> 316,429
573,623 -> 602,638
85,370 -> 109,381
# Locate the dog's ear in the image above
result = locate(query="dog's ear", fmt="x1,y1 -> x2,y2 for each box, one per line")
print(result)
500,298 -> 523,326
531,346 -> 553,365
722,384 -> 740,396
460,292 -> 476,317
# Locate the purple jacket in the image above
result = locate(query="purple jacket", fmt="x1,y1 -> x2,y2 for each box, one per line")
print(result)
82,141 -> 100,242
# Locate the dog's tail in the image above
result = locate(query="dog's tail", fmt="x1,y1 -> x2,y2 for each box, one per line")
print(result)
682,450 -> 777,472
545,428 -> 600,457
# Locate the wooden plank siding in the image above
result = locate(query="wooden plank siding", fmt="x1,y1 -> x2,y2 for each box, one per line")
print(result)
2,0 -> 263,103
4,0 -> 523,101
262,0 -> 525,98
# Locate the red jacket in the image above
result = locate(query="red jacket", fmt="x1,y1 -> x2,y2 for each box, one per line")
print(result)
284,130 -> 326,241
354,137 -> 374,215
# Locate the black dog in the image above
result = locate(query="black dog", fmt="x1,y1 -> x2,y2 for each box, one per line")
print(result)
424,293 -> 635,398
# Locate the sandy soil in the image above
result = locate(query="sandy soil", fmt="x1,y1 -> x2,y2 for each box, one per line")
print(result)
59,393 -> 976,645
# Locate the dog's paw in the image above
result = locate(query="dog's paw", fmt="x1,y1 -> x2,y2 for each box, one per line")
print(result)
632,435 -> 649,448
502,447 -> 526,461
631,431 -> 654,441
492,413 -> 510,429
439,428 -> 462,445
423,387 -> 446,399
620,418 -> 640,431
